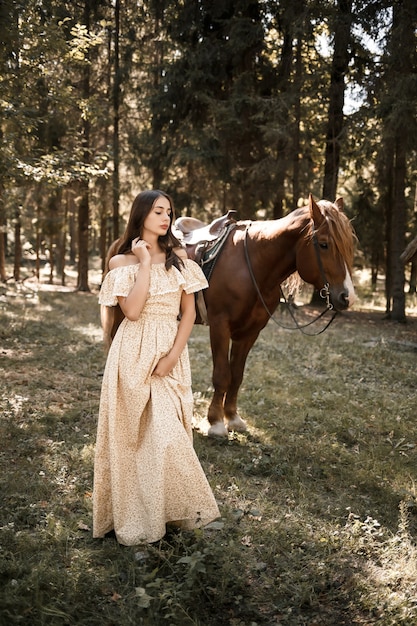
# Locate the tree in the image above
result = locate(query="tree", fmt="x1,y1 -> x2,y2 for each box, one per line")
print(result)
142,0 -> 275,217
76,1 -> 93,292
378,0 -> 417,320
0,0 -> 20,281
259,0 -> 306,217
322,0 -> 353,201
112,0 -> 121,241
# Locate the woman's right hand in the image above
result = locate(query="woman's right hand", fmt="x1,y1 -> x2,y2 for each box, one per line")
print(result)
131,237 -> 151,264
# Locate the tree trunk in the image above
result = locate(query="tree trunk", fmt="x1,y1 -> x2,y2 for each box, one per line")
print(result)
48,235 -> 54,285
322,0 -> 352,201
371,264 -> 378,291
409,260 -> 416,294
291,34 -> 303,211
383,156 -> 394,314
150,1 -> 165,189
385,0 -> 416,321
13,207 -> 21,281
112,0 -> 120,242
58,189 -> 67,286
0,2 -> 16,282
0,182 -> 6,282
77,180 -> 90,291
98,25 -> 113,275
69,196 -> 76,265
390,139 -> 407,321
272,7 -> 294,218
35,198 -> 41,280
77,0 -> 91,292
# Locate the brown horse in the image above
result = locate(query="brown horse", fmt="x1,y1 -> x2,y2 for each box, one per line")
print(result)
101,195 -> 356,437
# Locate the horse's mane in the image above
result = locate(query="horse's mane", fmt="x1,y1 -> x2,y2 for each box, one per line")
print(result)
313,200 -> 356,273
283,199 -> 356,297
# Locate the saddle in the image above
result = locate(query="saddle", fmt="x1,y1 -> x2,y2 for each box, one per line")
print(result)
174,210 -> 238,325
174,209 -> 237,263
175,209 -> 237,243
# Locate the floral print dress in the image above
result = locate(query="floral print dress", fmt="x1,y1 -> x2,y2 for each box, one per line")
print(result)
93,260 -> 220,545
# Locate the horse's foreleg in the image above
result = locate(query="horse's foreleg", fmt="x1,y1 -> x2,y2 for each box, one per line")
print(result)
207,322 -> 231,438
224,335 -> 259,432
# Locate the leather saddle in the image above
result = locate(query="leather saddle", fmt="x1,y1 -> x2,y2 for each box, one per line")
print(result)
174,210 -> 237,263
175,210 -> 237,246
174,210 -> 238,325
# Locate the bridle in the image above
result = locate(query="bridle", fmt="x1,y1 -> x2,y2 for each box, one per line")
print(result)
311,228 -> 334,312
243,223 -> 338,336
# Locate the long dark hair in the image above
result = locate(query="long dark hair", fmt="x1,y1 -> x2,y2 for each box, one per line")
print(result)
116,190 -> 184,271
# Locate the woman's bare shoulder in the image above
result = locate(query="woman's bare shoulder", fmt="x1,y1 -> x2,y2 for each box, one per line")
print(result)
108,253 -> 138,270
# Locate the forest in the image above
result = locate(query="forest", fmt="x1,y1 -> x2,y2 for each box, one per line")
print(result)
2,2 -> 417,624
0,0 -> 416,320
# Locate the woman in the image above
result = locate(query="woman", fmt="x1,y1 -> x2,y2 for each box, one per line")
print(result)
93,190 -> 220,545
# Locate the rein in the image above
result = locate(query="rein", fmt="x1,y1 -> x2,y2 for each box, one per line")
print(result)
243,224 -> 338,336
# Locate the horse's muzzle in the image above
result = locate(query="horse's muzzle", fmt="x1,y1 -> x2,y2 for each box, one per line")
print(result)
331,290 -> 350,311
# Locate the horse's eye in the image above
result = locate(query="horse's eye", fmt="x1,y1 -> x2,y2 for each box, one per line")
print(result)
319,242 -> 329,250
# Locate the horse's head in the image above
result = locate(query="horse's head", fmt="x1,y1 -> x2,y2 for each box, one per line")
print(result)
296,195 -> 356,311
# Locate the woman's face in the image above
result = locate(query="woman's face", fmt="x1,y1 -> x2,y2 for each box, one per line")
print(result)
142,195 -> 172,239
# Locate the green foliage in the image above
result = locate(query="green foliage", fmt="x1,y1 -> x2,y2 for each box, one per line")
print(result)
0,1 -> 112,200
1,0 -> 416,297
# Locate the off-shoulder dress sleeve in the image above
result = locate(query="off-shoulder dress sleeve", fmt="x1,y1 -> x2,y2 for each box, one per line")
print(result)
181,259 -> 209,294
98,265 -> 139,306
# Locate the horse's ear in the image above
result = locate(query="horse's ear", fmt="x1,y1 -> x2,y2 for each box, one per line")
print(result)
334,197 -> 344,212
309,193 -> 324,227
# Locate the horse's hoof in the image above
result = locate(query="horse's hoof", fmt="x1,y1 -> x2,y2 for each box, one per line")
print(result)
208,422 -> 229,438
227,416 -> 248,432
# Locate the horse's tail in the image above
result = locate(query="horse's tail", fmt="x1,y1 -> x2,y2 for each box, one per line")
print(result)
101,238 -> 124,353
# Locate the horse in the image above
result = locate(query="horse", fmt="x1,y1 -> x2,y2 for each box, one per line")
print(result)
101,194 -> 356,437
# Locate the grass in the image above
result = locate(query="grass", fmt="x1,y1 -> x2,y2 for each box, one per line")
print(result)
1,268 -> 417,625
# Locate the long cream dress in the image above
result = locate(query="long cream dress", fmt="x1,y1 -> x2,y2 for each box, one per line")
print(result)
93,259 -> 220,545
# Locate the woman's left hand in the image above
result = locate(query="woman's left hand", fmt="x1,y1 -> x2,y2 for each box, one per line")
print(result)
153,354 -> 177,377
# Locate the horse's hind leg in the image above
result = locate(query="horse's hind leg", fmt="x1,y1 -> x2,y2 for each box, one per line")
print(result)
224,335 -> 259,432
